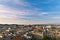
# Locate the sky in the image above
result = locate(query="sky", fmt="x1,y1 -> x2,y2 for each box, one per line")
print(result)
0,0 -> 60,24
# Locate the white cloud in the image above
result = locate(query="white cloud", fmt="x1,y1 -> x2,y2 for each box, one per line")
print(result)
0,0 -> 30,7
39,12 -> 48,16
0,4 -> 34,18
12,0 -> 29,6
0,4 -> 38,24
52,16 -> 60,19
0,4 -> 59,24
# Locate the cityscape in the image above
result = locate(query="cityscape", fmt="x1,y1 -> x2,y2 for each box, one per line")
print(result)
0,0 -> 60,40
0,24 -> 59,40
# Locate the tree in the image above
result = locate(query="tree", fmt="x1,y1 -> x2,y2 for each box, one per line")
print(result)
31,37 -> 37,40
42,36 -> 55,40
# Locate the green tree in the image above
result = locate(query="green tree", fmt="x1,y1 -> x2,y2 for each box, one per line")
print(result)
42,36 -> 55,40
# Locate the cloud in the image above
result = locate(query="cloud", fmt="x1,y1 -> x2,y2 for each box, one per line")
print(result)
9,0 -> 30,7
0,4 -> 34,17
0,0 -> 30,7
0,4 -> 28,24
52,16 -> 60,19
0,0 -> 60,24
0,4 -> 47,20
0,4 -> 40,24
0,4 -> 59,24
40,0 -> 54,4
0,0 -> 10,2
39,12 -> 48,16
0,5 -> 23,19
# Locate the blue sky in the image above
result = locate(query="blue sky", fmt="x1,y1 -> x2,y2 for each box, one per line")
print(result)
0,0 -> 60,24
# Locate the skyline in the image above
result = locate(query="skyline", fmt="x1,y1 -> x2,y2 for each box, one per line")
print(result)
0,0 -> 60,24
